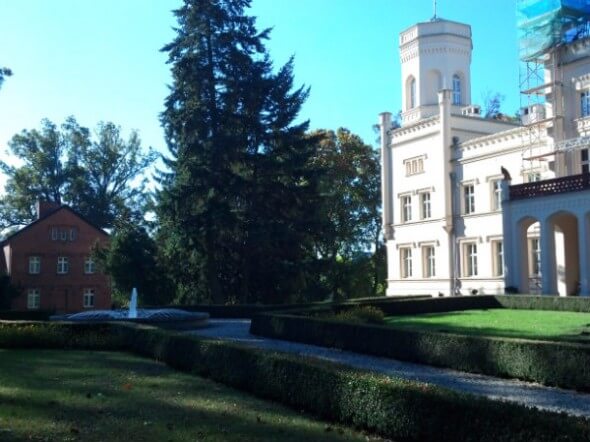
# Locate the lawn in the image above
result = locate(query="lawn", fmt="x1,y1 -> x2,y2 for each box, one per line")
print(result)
0,350 -> 381,442
384,308 -> 590,342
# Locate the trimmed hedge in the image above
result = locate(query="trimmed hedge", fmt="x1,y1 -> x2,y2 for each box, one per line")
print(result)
0,310 -> 54,321
495,295 -> 590,312
163,295 -> 430,318
251,312 -> 590,391
1,321 -> 589,441
0,321 -> 126,350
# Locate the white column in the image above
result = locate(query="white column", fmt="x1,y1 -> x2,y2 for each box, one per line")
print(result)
540,220 -> 557,295
380,112 -> 393,241
578,214 -> 590,296
500,178 -> 515,290
439,90 -> 454,296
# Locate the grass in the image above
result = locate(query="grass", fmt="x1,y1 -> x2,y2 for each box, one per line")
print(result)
384,308 -> 590,342
0,350 -> 383,442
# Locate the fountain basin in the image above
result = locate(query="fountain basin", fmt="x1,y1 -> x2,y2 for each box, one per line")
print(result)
50,308 -> 209,330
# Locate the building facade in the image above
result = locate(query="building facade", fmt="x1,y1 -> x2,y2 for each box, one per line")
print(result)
380,14 -> 590,297
1,202 -> 111,312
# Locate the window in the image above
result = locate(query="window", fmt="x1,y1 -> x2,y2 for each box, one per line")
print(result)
492,241 -> 504,277
28,256 -> 41,274
410,77 -> 416,109
51,227 -> 58,241
404,157 -> 424,176
57,257 -> 69,274
529,238 -> 541,276
423,246 -> 435,278
421,192 -> 431,219
83,288 -> 95,308
27,289 -> 40,310
526,172 -> 541,183
582,91 -> 590,117
401,196 -> 412,222
464,243 -> 478,277
452,74 -> 462,105
492,180 -> 502,211
463,184 -> 475,214
401,248 -> 412,278
69,228 -> 77,241
84,257 -> 95,274
582,149 -> 589,174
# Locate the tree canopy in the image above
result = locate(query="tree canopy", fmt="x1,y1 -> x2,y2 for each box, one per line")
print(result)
0,117 -> 156,229
0,67 -> 12,89
310,128 -> 383,300
156,0 -> 323,304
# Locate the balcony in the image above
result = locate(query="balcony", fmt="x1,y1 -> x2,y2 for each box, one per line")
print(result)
509,173 -> 590,200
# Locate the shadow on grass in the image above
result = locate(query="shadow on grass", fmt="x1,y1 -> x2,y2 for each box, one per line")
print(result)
0,350 -> 367,442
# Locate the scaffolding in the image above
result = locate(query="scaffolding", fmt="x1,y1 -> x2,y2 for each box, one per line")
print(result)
517,0 -> 590,177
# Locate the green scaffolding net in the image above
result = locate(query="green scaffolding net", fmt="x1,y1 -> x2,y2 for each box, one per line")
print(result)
518,0 -> 590,60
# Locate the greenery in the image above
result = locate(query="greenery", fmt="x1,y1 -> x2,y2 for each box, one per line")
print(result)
0,117 -> 156,229
0,66 -> 11,89
155,0 -> 384,305
0,350 -> 371,442
0,272 -> 20,309
251,309 -> 590,391
2,321 -> 590,441
93,215 -> 174,307
0,322 -> 125,349
311,128 -> 383,300
495,294 -> 590,312
156,0 -> 324,305
332,306 -> 385,324
384,308 -> 590,342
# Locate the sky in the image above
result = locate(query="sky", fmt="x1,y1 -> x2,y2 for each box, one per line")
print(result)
0,0 -> 521,192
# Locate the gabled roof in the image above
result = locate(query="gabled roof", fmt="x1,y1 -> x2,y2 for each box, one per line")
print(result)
0,205 -> 109,246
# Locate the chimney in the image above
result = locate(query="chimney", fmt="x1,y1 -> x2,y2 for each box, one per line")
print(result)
36,200 -> 60,220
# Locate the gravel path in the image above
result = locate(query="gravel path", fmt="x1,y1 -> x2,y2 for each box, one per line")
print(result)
189,319 -> 590,417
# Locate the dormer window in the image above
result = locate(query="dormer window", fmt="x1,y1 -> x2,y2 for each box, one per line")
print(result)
452,75 -> 462,105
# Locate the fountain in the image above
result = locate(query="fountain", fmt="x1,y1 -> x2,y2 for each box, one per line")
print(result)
51,287 -> 209,329
128,287 -> 138,319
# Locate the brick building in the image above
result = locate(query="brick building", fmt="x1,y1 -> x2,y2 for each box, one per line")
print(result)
1,202 -> 111,312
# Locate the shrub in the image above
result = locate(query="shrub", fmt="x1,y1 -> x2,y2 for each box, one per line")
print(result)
0,321 -> 126,350
0,310 -> 53,321
334,306 -> 384,324
494,295 -> 590,312
2,321 -> 590,441
251,312 -> 590,391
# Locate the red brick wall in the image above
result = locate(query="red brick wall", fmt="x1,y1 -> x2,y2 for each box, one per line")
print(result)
6,208 -> 111,313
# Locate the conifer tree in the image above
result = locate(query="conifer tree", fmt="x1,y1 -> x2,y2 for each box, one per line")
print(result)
157,0 -> 320,304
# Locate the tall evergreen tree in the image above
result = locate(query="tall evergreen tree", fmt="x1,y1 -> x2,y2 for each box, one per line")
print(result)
157,0 -> 320,304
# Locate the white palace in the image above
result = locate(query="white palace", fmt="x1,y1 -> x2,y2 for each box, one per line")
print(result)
379,2 -> 590,297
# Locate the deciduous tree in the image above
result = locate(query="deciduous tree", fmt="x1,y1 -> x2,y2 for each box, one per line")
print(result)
311,128 -> 383,300
0,117 -> 156,228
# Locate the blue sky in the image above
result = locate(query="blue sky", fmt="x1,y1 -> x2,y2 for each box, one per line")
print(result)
0,0 -> 520,190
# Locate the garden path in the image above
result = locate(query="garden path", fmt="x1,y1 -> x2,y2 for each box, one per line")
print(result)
189,319 -> 590,417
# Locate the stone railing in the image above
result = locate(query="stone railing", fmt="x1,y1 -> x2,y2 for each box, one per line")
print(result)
576,115 -> 590,136
509,173 -> 590,200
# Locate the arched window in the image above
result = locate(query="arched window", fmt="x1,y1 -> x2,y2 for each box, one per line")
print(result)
408,77 -> 416,109
452,74 -> 461,105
